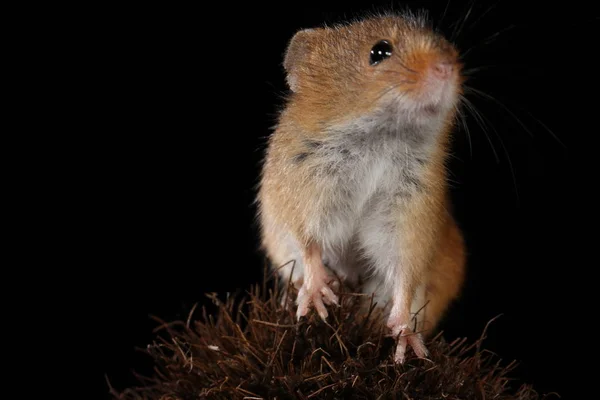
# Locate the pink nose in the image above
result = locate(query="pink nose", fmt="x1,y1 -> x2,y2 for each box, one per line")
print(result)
432,61 -> 454,80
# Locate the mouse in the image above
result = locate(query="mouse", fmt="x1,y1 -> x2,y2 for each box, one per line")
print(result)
256,11 -> 467,363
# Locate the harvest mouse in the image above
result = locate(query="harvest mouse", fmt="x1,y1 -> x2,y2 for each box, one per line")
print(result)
256,12 -> 466,363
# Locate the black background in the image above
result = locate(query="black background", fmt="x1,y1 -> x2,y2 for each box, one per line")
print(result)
82,1 -> 598,398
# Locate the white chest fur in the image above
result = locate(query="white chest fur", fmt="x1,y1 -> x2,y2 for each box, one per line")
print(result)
303,113 -> 439,255
270,102 -> 448,294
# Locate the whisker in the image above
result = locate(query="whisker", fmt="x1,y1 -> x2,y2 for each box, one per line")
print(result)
464,86 -> 534,139
462,95 -> 521,205
454,101 -> 473,159
437,0 -> 453,31
451,0 -> 476,41
461,65 -> 502,76
465,0 -> 502,32
460,24 -> 517,60
523,110 -> 566,149
386,58 -> 418,75
481,24 -> 517,45
460,95 -> 499,163
495,128 -> 520,206
398,61 -> 418,75
372,83 -> 406,106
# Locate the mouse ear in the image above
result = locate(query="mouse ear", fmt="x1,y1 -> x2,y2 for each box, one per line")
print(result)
283,28 -> 321,92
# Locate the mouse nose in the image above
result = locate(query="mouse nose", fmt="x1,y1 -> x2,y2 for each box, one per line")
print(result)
431,61 -> 454,80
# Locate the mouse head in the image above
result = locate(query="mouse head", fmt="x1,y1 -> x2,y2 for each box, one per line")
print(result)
282,13 -> 464,129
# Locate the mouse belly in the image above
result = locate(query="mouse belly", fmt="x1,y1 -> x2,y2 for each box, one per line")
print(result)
265,185 -> 415,291
263,210 -> 363,290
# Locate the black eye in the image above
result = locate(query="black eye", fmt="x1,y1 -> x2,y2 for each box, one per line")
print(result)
370,40 -> 393,65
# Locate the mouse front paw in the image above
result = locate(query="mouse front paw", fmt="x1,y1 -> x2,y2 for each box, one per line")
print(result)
296,276 -> 339,321
387,319 -> 428,363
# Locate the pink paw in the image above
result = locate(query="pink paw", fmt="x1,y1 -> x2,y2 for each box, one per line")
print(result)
296,278 -> 339,321
387,320 -> 428,363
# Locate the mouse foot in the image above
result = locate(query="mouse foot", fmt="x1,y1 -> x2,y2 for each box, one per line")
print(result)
386,320 -> 428,363
296,276 -> 339,321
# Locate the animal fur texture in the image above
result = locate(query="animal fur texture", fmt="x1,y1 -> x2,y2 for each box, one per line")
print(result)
256,12 -> 466,362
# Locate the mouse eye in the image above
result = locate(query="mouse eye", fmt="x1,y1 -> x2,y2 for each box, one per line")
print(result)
370,40 -> 393,65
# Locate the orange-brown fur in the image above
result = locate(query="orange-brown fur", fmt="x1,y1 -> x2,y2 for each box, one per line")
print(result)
421,209 -> 466,334
257,13 -> 466,356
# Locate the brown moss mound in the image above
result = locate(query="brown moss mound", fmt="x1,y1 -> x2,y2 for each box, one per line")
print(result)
109,280 -> 556,399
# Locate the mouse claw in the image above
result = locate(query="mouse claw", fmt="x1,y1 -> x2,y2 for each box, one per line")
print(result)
320,285 -> 339,306
388,323 -> 428,363
296,279 -> 338,321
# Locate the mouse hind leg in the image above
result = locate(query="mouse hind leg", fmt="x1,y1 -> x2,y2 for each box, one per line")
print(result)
421,217 -> 466,338
260,213 -> 306,291
260,217 -> 341,318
